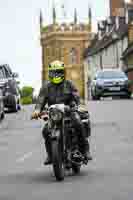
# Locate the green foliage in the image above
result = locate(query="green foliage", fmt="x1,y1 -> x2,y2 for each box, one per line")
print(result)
42,26 -> 48,32
20,86 -> 34,105
21,97 -> 32,105
20,86 -> 34,98
128,80 -> 133,86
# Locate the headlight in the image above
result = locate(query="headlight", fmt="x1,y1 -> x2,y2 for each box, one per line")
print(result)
118,81 -> 125,85
5,91 -> 11,96
96,80 -> 104,87
50,110 -> 62,121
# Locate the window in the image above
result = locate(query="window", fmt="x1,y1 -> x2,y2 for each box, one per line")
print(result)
69,48 -> 78,64
97,70 -> 126,79
46,47 -> 50,57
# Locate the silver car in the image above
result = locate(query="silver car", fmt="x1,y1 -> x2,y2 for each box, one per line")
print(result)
0,64 -> 21,112
90,69 -> 131,100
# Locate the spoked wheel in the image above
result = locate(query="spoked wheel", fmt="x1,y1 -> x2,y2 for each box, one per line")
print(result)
51,140 -> 64,181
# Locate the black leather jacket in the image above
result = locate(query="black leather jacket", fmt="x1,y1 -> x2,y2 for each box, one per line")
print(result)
35,80 -> 80,112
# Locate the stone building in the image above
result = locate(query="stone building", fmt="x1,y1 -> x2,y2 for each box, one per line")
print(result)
39,7 -> 93,101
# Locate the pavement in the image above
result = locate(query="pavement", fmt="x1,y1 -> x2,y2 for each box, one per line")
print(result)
0,100 -> 133,200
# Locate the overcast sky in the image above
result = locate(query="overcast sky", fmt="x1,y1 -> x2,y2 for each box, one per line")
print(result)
0,0 -> 109,93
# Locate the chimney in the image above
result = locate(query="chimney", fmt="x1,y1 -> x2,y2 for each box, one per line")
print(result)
128,8 -> 133,22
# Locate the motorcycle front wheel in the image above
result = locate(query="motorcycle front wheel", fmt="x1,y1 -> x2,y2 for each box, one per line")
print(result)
51,140 -> 64,181
72,164 -> 81,175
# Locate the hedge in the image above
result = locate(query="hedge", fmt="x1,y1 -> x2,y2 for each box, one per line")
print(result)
21,97 -> 32,105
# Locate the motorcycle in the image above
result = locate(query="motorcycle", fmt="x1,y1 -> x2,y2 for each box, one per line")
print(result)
34,103 -> 91,181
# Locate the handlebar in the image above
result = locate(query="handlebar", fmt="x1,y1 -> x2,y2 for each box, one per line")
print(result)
31,103 -> 78,120
31,111 -> 48,120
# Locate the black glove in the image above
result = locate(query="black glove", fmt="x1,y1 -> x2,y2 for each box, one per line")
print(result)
70,101 -> 78,112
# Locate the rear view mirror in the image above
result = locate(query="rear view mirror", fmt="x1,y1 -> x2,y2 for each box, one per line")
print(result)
16,81 -> 20,84
12,72 -> 19,78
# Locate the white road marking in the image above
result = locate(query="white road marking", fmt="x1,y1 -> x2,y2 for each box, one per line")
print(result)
16,151 -> 33,163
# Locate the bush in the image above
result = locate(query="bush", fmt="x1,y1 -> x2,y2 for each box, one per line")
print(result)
128,80 -> 133,86
21,97 -> 32,105
20,86 -> 34,98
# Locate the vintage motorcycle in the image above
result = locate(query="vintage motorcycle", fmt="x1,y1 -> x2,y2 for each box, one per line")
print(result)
36,103 -> 91,181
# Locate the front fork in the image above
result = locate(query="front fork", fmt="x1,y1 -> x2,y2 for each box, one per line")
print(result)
50,122 -> 65,161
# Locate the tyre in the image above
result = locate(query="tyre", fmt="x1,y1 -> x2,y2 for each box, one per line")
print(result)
127,93 -> 131,99
0,112 -> 5,120
51,140 -> 64,181
91,94 -> 96,100
92,95 -> 100,100
0,101 -> 5,120
12,97 -> 18,112
17,103 -> 21,110
72,165 -> 81,175
120,94 -> 131,99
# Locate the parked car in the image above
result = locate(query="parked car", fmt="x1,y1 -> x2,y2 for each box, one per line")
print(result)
90,69 -> 131,100
0,88 -> 4,120
0,64 -> 21,112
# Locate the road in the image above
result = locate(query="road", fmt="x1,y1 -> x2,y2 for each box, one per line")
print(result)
0,100 -> 133,200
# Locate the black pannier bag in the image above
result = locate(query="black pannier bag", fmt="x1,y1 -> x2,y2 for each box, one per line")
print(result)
78,110 -> 91,138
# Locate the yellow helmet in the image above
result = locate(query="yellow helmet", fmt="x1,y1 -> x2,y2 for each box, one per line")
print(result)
48,60 -> 65,84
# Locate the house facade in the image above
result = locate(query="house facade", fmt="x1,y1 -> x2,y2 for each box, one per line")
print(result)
86,18 -> 128,80
84,3 -> 133,92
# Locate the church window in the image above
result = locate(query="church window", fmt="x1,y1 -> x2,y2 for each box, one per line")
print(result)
69,48 -> 78,64
46,46 -> 51,57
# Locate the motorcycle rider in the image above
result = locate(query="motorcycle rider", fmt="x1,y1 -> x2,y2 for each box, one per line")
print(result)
31,60 -> 92,165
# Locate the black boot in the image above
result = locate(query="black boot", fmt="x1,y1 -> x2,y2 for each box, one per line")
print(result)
81,139 -> 92,162
44,156 -> 52,165
84,151 -> 92,161
44,139 -> 52,165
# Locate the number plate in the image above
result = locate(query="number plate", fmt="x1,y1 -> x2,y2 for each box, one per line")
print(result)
109,87 -> 120,91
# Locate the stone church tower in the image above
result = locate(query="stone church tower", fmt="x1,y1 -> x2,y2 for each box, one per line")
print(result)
39,7 -> 92,100
110,0 -> 133,17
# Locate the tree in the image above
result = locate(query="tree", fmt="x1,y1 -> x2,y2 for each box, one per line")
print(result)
20,86 -> 34,98
20,86 -> 34,105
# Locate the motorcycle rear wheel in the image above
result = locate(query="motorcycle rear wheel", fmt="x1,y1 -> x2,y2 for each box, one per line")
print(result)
72,165 -> 81,174
51,140 -> 64,181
